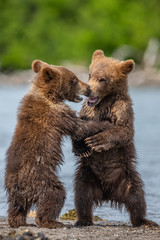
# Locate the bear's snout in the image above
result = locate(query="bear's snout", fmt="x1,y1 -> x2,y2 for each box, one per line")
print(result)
77,81 -> 91,97
86,86 -> 91,97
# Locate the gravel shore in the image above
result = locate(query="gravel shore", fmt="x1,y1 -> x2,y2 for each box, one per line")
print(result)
0,218 -> 160,240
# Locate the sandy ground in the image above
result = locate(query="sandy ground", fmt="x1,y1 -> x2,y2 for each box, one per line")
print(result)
0,218 -> 160,240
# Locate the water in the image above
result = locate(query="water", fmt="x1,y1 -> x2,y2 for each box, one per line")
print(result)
0,86 -> 160,224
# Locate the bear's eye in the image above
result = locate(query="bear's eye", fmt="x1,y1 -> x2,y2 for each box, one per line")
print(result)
89,73 -> 91,80
99,78 -> 106,82
71,78 -> 77,85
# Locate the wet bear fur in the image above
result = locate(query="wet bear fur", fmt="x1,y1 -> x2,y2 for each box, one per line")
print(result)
5,60 -> 108,228
72,50 -> 159,228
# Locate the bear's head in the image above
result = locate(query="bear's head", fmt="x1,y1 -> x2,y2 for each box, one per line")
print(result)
87,50 -> 135,106
32,60 -> 90,103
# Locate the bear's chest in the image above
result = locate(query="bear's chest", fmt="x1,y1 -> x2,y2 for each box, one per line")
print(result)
91,107 -> 117,125
83,97 -> 117,122
81,104 -> 117,124
98,107 -> 117,124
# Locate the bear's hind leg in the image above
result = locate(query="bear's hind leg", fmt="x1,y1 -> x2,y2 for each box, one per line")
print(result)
8,198 -> 29,228
35,182 -> 66,228
124,175 -> 159,228
126,190 -> 159,228
74,163 -> 103,227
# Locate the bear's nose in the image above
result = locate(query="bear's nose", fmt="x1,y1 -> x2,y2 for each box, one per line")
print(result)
87,86 -> 91,96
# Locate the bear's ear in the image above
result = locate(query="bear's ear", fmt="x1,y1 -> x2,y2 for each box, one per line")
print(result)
41,67 -> 60,83
119,59 -> 135,74
32,60 -> 46,73
92,50 -> 105,62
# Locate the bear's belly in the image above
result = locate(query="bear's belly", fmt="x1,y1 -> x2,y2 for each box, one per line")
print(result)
87,147 -> 130,184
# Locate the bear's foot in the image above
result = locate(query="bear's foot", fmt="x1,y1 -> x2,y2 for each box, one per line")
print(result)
74,221 -> 93,227
134,219 -> 159,229
8,215 -> 28,228
36,218 -> 69,228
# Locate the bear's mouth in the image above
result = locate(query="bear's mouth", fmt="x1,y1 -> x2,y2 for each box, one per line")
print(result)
88,97 -> 99,106
74,95 -> 83,103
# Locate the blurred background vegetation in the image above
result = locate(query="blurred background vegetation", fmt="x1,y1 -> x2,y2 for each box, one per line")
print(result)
0,0 -> 160,70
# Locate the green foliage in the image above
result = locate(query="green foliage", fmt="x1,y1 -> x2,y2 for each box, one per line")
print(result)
0,0 -> 160,70
60,209 -> 103,221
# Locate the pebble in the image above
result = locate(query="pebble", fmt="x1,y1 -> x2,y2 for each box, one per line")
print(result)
0,229 -> 48,240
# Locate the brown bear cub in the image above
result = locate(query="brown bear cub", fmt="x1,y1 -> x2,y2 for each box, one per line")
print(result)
72,50 -> 159,228
5,60 -> 109,229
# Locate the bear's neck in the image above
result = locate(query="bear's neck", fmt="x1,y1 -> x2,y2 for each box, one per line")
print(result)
28,84 -> 65,105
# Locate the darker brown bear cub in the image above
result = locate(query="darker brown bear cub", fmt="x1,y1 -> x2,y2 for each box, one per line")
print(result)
5,60 -> 107,229
73,50 -> 159,228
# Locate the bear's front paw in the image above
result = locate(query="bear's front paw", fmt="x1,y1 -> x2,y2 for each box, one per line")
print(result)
85,135 -> 104,151
85,134 -> 112,152
72,139 -> 92,157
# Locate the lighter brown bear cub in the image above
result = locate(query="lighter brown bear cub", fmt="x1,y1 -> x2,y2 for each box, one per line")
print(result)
5,60 -> 96,228
73,50 -> 159,228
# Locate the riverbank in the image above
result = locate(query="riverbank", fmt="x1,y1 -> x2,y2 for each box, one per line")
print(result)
0,64 -> 160,87
0,218 -> 160,240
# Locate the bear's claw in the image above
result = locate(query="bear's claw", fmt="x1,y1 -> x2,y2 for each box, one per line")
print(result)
80,150 -> 92,158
